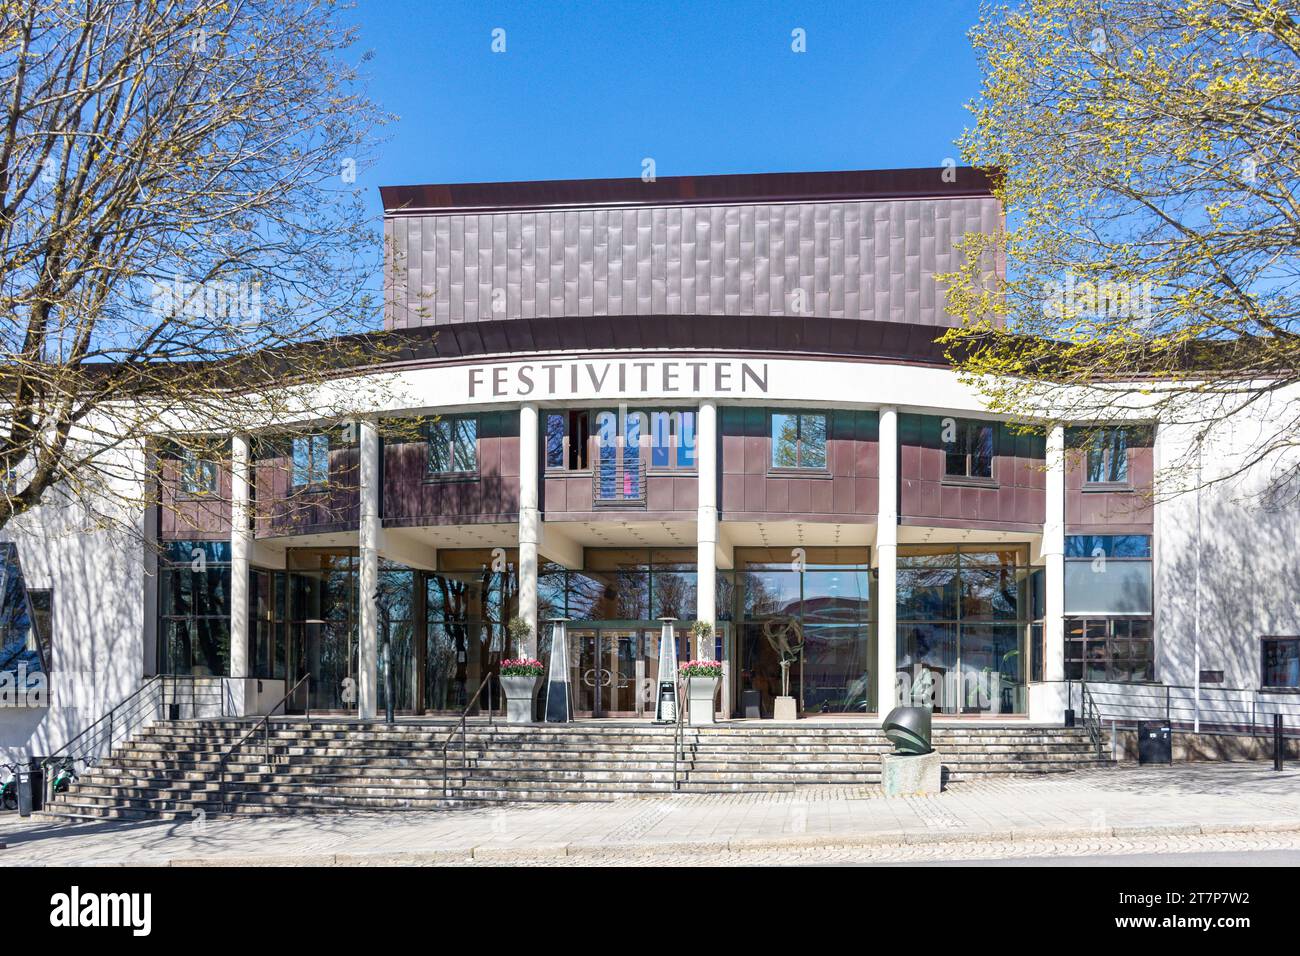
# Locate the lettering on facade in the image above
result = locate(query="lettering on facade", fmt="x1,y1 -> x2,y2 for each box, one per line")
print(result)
467,360 -> 769,399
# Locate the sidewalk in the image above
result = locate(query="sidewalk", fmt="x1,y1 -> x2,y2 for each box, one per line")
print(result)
2,763 -> 1298,866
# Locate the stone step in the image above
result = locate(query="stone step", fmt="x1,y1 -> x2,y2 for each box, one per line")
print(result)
115,736 -> 1099,757
43,717 -> 1110,818
137,725 -> 1095,743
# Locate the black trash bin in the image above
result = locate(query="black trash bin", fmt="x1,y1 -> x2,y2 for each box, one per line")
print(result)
14,766 -> 32,817
27,759 -> 44,812
1137,720 -> 1172,765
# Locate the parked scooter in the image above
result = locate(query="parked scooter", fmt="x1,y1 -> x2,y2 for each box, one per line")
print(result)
48,758 -> 78,796
1,763 -> 18,810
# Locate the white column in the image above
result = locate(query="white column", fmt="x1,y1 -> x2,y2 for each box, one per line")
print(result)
695,401 -> 718,660
358,419 -> 380,718
229,434 -> 252,711
518,403 -> 540,658
1044,424 -> 1066,684
875,407 -> 898,715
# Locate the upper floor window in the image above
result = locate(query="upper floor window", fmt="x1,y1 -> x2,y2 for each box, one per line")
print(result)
291,433 -> 330,488
1262,637 -> 1300,689
545,409 -> 696,472
770,411 -> 827,470
428,415 -> 478,475
943,419 -> 993,479
1085,426 -> 1130,484
649,410 -> 696,470
179,449 -> 218,495
547,411 -> 590,470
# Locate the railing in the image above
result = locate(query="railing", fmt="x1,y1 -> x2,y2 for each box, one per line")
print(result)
217,673 -> 311,814
440,674 -> 500,799
1077,682 -> 1104,756
1067,679 -> 1300,739
593,454 -> 648,507
671,678 -> 688,791
43,675 -> 225,807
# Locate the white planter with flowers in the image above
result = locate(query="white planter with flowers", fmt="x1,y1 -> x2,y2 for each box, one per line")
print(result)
500,658 -> 543,724
680,660 -> 722,725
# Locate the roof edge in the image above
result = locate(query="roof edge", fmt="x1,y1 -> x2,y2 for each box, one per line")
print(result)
380,166 -> 1001,215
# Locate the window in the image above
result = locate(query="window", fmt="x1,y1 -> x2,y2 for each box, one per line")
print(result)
943,419 -> 994,479
1065,617 -> 1154,682
291,434 -> 330,487
1262,637 -> 1300,689
770,411 -> 827,470
179,449 -> 218,495
158,541 -> 232,676
427,416 -> 478,475
1085,426 -> 1130,484
0,543 -> 50,681
1064,534 -> 1153,615
649,410 -> 696,469
28,589 -> 52,671
547,410 -> 594,471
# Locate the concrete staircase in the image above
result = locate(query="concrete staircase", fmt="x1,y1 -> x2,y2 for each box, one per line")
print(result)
41,720 -> 1112,821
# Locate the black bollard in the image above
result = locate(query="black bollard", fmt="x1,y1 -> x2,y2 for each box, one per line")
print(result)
1275,714 -> 1284,772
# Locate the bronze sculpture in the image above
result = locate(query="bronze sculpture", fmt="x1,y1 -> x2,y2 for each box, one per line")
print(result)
883,705 -> 932,755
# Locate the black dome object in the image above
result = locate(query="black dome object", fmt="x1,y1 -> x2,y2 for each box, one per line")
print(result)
883,706 -> 933,755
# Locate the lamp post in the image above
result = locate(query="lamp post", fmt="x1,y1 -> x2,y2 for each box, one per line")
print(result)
1194,428 -> 1205,735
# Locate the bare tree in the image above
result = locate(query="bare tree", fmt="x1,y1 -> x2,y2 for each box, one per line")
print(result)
0,0 -> 397,532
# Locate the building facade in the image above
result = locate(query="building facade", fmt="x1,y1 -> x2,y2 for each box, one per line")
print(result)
3,167 -> 1299,760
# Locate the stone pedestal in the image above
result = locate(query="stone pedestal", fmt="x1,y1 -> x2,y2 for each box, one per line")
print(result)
773,696 -> 797,721
687,677 -> 718,725
881,750 -> 943,796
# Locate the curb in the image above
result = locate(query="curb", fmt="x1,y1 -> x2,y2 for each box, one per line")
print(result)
164,818 -> 1300,866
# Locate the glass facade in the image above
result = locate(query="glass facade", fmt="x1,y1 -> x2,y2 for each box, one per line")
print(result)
155,536 -> 1160,716
896,545 -> 1029,714
159,541 -> 232,676
425,549 -> 516,713
285,549 -> 358,710
229,547 -> 515,713
723,547 -> 874,716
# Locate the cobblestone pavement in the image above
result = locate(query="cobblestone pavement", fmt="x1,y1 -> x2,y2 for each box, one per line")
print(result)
2,763 -> 1298,866
441,831 -> 1300,866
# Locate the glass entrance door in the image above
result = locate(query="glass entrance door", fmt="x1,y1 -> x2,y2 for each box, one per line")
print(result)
573,628 -> 641,717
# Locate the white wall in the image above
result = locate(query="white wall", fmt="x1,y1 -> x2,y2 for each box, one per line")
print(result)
0,454 -> 149,764
1155,408 -> 1300,691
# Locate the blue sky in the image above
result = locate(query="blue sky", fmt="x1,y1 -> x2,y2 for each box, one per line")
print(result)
351,0 -> 987,213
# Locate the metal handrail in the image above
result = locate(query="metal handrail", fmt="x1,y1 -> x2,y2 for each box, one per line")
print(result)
41,675 -> 223,807
1059,678 -> 1300,738
440,673 -> 499,798
1077,683 -> 1104,756
218,673 -> 311,814
46,675 -> 159,760
671,677 -> 688,791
